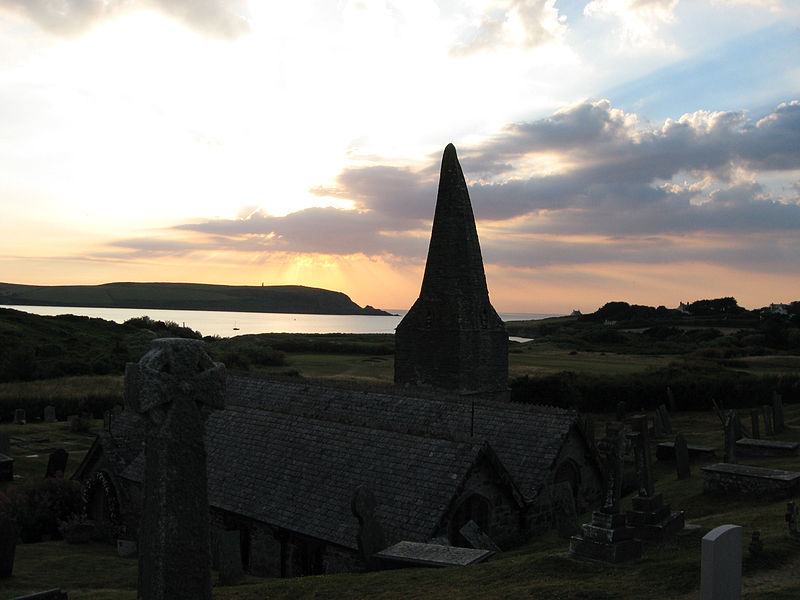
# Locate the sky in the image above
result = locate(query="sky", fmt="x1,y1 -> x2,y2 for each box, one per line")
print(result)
0,0 -> 798,314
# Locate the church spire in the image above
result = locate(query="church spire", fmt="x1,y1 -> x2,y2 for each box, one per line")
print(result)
394,144 -> 508,399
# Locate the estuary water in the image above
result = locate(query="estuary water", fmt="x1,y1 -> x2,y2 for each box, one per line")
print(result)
1,305 -> 557,338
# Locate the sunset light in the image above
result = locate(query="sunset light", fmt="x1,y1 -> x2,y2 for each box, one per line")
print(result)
1,0 -> 798,314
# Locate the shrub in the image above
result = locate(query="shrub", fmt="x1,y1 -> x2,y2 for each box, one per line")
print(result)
8,479 -> 84,543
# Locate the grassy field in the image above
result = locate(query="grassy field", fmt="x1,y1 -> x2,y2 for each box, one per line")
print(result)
1,404 -> 800,599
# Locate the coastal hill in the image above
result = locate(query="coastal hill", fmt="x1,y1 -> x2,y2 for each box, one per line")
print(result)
0,282 -> 391,316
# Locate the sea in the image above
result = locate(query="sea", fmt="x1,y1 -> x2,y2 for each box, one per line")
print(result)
1,305 -> 559,338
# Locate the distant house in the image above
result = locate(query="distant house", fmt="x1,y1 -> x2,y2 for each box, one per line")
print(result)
768,303 -> 789,315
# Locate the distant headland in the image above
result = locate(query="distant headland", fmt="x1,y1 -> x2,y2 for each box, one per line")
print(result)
0,282 -> 392,316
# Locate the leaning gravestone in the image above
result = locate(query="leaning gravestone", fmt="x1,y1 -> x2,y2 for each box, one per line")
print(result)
750,409 -> 760,440
667,386 -> 676,412
218,530 -> 244,585
459,520 -> 501,551
762,405 -> 774,436
352,486 -> 386,570
45,449 -> 68,479
43,406 -> 56,423
132,338 -> 225,600
675,432 -> 690,480
701,524 -> 742,600
0,515 -> 15,577
13,409 -> 25,425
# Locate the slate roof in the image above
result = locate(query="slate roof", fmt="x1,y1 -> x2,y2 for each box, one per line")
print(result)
225,374 -> 580,501
100,373 -> 579,550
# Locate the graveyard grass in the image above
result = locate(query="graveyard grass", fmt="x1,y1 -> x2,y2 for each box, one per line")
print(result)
2,405 -> 800,598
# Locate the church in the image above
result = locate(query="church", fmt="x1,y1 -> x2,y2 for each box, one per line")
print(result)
74,144 -> 602,577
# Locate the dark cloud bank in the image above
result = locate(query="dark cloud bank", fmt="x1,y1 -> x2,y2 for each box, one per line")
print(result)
117,99 -> 800,272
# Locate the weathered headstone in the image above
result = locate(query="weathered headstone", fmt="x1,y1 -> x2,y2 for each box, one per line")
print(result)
45,449 -> 68,479
653,410 -> 665,438
786,501 -> 799,538
117,539 -> 138,558
459,520 -> 501,551
626,416 -> 684,541
724,413 -> 738,464
570,422 -> 642,562
582,414 -> 595,449
701,524 -> 741,600
750,409 -> 760,440
615,401 -> 626,422
659,404 -> 672,434
762,405 -> 774,436
631,416 -> 654,497
675,433 -> 690,480
132,338 -> 225,600
772,392 -> 785,433
0,515 -> 15,577
748,530 -> 763,556
731,411 -> 742,441
352,486 -> 386,570
43,405 -> 56,423
0,431 -> 9,455
13,409 -> 25,425
218,530 -> 245,585
667,386 -> 676,412
103,411 -> 112,431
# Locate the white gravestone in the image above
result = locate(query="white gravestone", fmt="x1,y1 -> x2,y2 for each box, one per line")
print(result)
701,524 -> 742,600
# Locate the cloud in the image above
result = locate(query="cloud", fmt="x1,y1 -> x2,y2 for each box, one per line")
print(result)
0,0 -> 249,39
450,0 -> 565,57
583,0 -> 679,47
103,99 -> 800,277
173,207 -> 429,259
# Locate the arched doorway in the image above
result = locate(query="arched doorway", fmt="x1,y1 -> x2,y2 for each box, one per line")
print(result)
83,470 -> 120,528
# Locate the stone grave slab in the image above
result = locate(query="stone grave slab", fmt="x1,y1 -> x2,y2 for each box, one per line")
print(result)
43,406 -> 56,423
701,463 -> 800,498
735,438 -> 799,458
656,442 -> 717,461
375,541 -> 494,568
